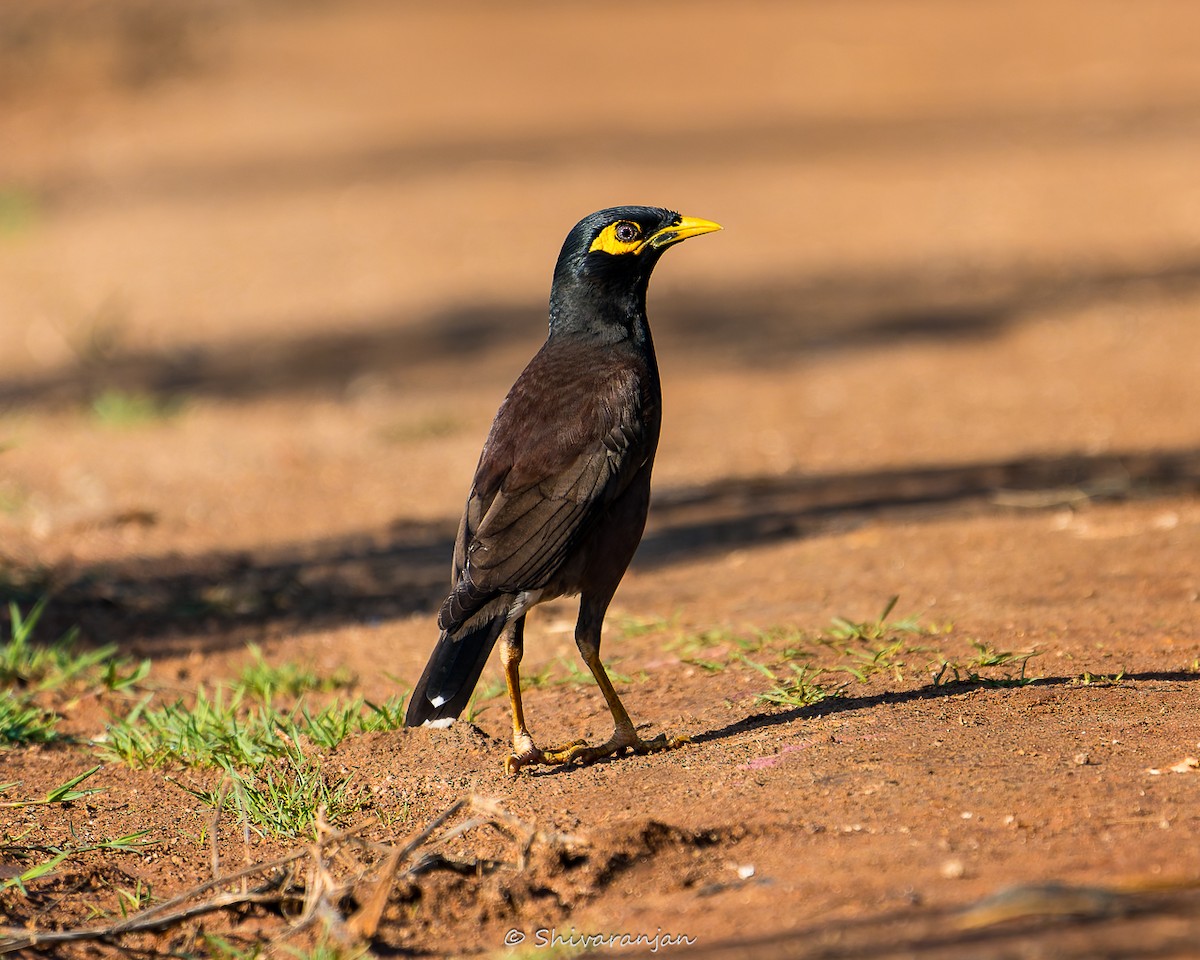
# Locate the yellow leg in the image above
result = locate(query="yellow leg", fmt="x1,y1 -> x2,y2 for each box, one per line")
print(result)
506,628 -> 687,773
539,645 -> 688,767
501,625 -> 539,773
502,617 -> 583,775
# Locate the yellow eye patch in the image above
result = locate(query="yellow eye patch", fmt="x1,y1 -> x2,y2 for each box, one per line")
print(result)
588,220 -> 645,256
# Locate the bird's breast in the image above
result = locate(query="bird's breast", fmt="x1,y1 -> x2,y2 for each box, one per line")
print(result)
475,338 -> 659,496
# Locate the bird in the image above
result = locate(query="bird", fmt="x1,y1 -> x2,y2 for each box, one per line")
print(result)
404,206 -> 722,774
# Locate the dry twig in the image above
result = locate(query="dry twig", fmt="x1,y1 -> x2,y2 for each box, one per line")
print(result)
0,795 -> 584,956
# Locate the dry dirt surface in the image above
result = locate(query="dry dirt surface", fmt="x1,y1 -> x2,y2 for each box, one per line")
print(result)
2,2 -> 1200,958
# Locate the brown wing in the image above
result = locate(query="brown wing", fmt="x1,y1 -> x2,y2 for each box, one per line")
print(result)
439,342 -> 652,632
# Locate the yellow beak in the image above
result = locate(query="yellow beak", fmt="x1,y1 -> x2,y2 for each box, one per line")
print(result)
646,215 -> 723,249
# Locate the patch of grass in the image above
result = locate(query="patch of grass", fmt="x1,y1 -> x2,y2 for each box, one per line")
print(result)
813,599 -> 1027,688
2,597 -> 85,687
198,935 -> 265,960
101,655 -> 153,692
680,655 -> 727,673
96,676 -> 397,837
0,765 -> 104,807
177,740 -> 366,839
233,644 -> 354,701
464,675 -> 508,721
359,694 -> 407,730
741,598 -> 1041,708
2,768 -> 151,894
748,599 -> 936,706
733,634 -> 769,654
521,663 -> 555,690
225,748 -> 366,838
2,597 -> 149,693
753,625 -> 811,656
475,672 -> 508,700
553,656 -> 636,687
3,598 -> 400,847
0,829 -> 153,894
0,692 -> 61,746
664,625 -> 777,677
1071,670 -> 1126,687
202,935 -> 366,960
932,641 -> 1039,687
98,687 -> 274,769
2,600 -> 151,747
615,612 -> 681,639
284,940 -> 371,960
90,389 -> 184,427
297,695 -> 407,748
757,663 -> 837,708
114,878 -> 154,917
826,595 -> 929,644
672,625 -> 746,657
476,675 -> 507,702
839,638 -> 920,684
736,652 -> 778,682
97,686 -> 406,770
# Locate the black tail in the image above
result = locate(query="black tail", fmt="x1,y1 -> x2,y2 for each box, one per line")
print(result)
404,599 -> 510,726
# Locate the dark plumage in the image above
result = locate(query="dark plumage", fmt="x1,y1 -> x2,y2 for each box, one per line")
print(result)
404,206 -> 721,773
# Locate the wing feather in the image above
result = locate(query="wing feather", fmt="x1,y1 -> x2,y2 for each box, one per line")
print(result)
439,359 -> 647,634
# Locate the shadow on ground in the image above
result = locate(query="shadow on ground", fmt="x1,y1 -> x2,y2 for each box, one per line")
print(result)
693,669 -> 1200,751
27,97 -> 1200,207
665,668 -> 1200,958
5,253 -> 1200,410
3,447 -> 1197,653
660,881 -> 1200,960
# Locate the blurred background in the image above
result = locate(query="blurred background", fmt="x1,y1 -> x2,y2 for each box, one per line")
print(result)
1,0 -> 1199,647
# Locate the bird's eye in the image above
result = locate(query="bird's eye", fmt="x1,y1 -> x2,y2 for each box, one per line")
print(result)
614,221 -> 640,243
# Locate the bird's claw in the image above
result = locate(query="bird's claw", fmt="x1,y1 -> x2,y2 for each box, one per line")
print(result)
505,747 -> 544,776
505,731 -> 687,775
632,732 -> 691,754
505,738 -> 587,775
555,730 -> 689,766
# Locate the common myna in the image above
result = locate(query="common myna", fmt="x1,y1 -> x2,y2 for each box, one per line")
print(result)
404,206 -> 721,774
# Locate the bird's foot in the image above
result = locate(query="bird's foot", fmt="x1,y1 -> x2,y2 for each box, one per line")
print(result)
504,737 -> 587,776
555,729 -> 690,766
506,727 -> 687,774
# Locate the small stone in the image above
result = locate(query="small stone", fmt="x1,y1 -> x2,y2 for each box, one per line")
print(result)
941,859 -> 966,879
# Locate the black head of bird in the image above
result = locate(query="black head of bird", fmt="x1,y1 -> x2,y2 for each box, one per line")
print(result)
550,206 -> 723,340
404,205 -> 721,775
